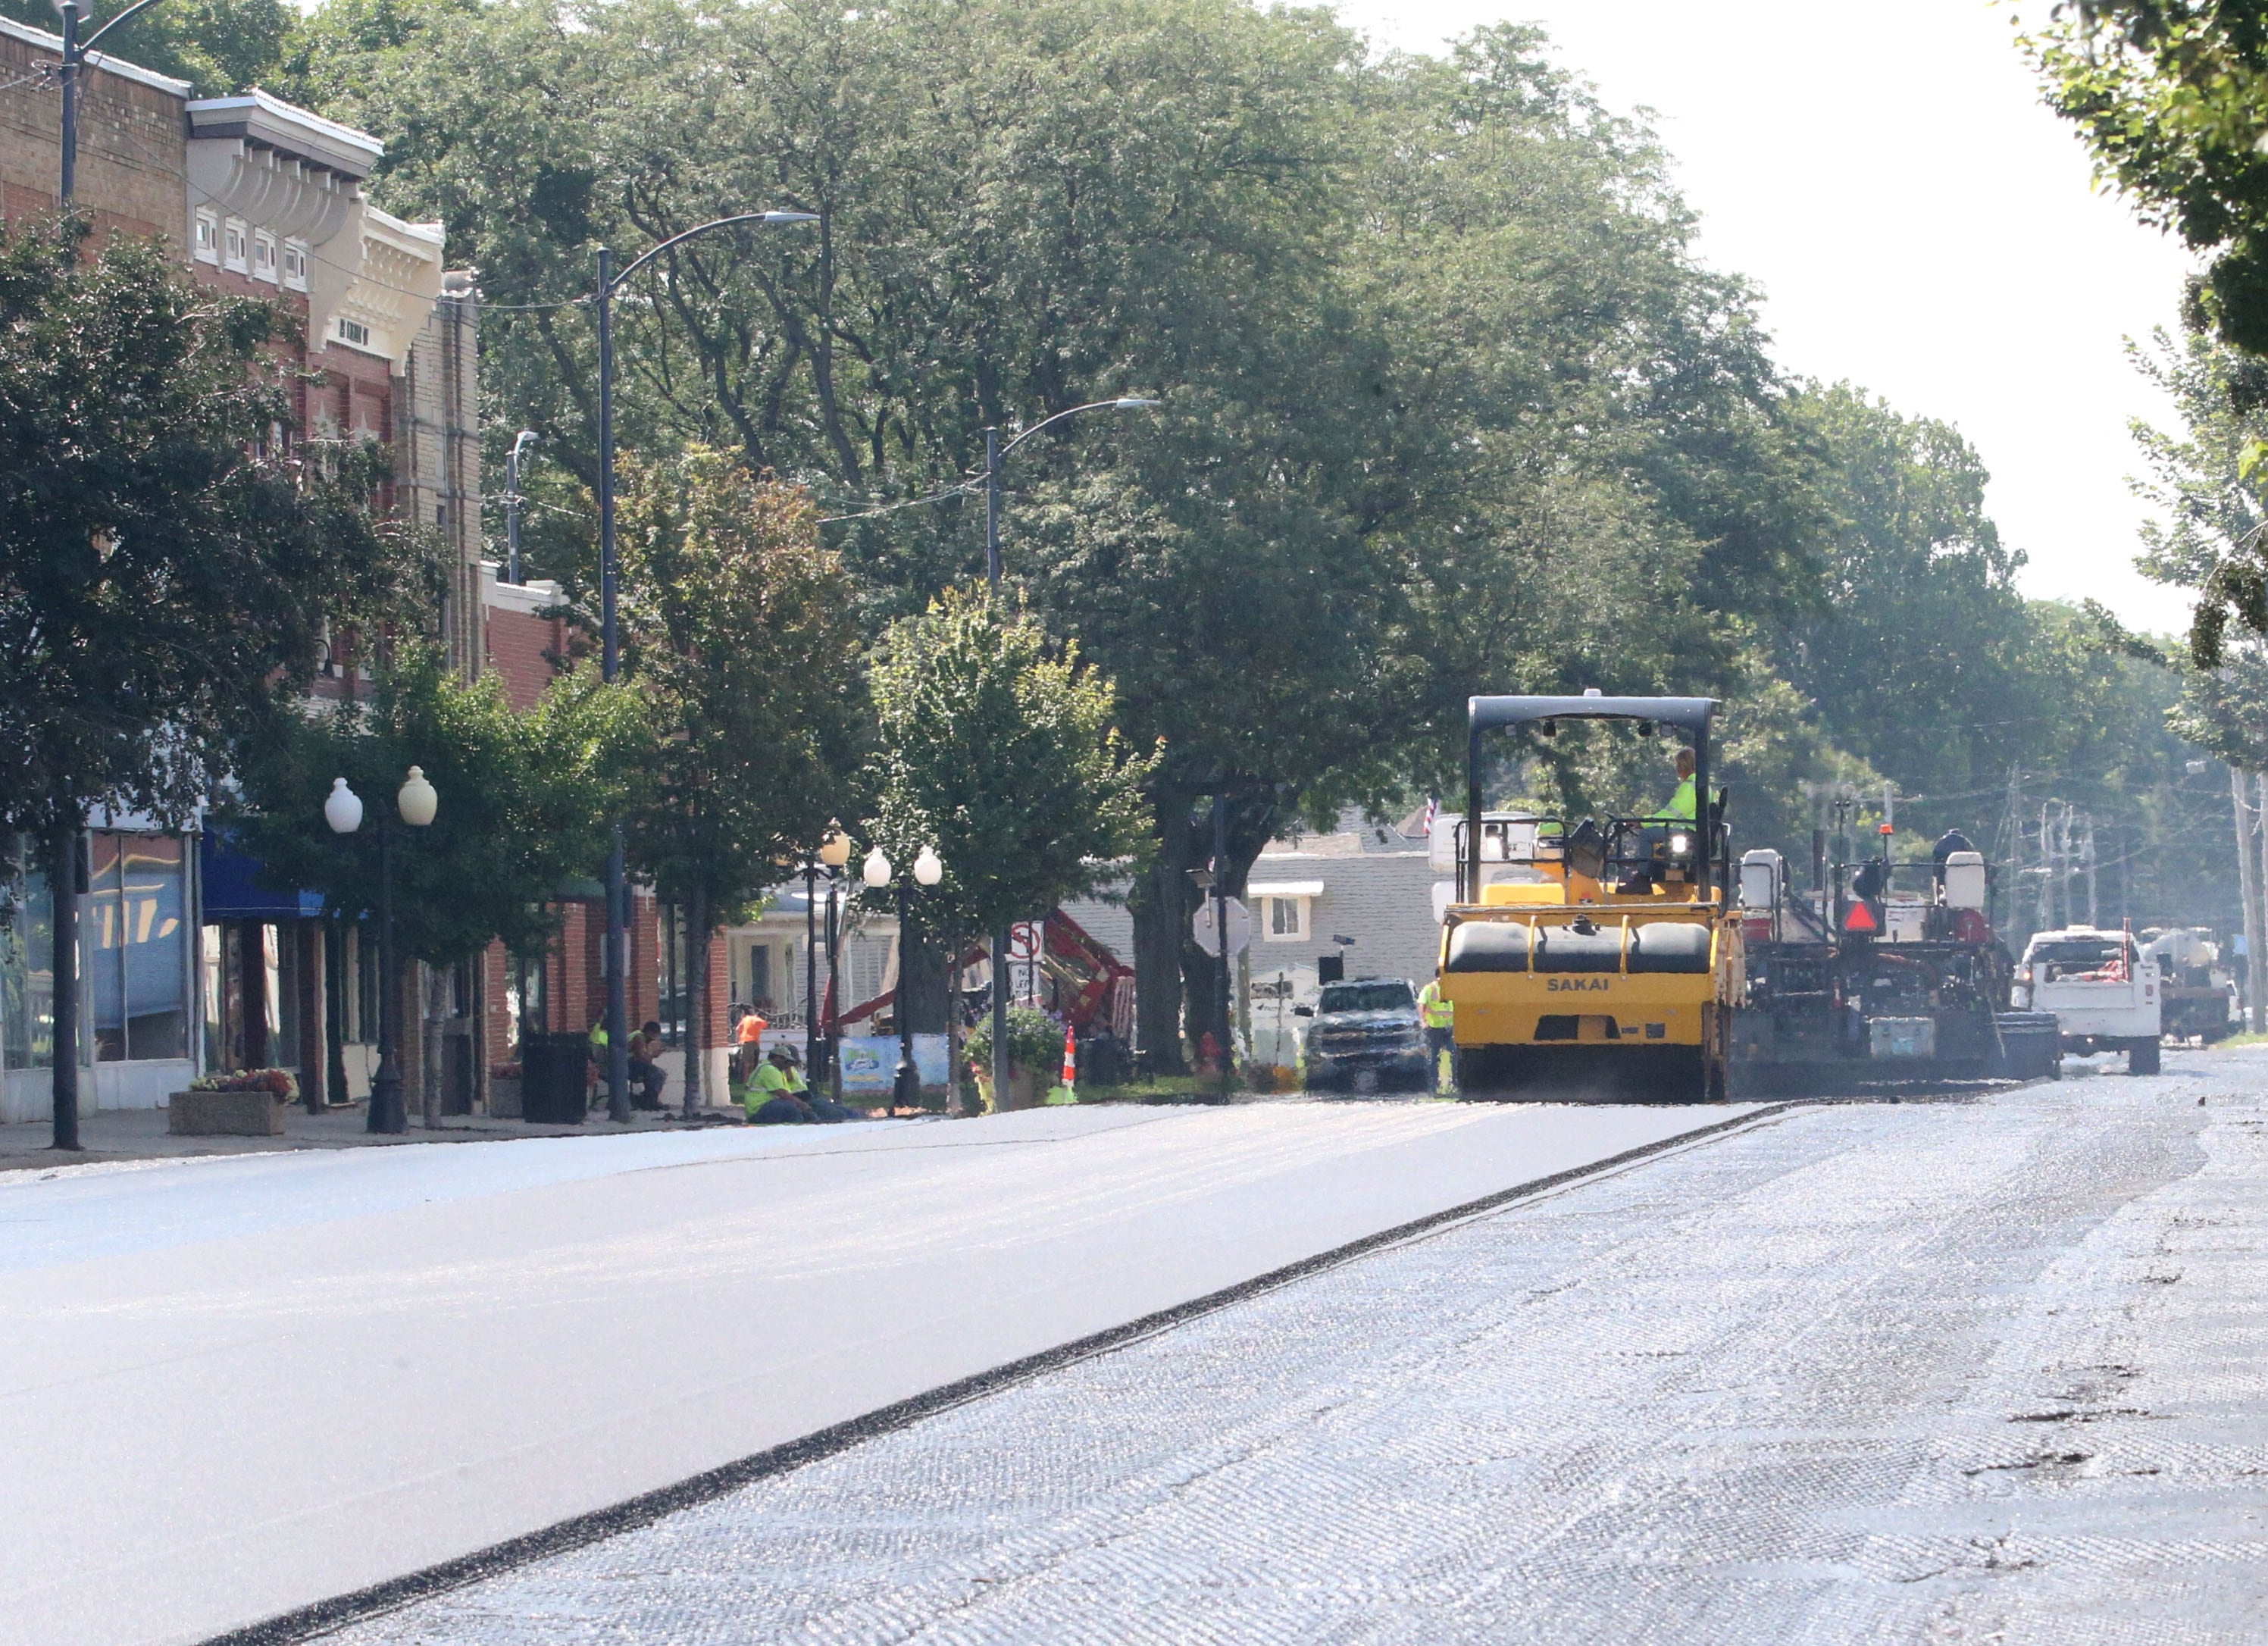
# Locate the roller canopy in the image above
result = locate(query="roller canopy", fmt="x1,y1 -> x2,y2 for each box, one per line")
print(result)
1469,695 -> 1716,734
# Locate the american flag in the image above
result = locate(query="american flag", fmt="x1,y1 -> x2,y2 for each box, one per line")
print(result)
1422,796 -> 1438,836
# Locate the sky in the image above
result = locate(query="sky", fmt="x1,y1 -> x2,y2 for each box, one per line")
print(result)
1331,0 -> 2200,634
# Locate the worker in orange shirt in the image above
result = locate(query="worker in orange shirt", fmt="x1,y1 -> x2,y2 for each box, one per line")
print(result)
734,1005 -> 768,1087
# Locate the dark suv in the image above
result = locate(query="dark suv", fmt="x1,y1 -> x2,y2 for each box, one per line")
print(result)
1299,978 -> 1428,1094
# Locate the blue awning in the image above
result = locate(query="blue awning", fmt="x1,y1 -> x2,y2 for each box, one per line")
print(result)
199,833 -> 326,921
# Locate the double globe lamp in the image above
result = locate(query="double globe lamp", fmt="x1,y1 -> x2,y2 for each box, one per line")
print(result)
863,842 -> 943,1110
324,767 -> 437,1133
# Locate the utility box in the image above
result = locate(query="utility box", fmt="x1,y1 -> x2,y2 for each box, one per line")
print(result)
1942,850 -> 1987,912
520,1032 -> 589,1124
1869,1016 -> 1937,1059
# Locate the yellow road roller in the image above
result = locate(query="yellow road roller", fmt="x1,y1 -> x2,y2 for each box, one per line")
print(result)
1435,693 -> 1741,1101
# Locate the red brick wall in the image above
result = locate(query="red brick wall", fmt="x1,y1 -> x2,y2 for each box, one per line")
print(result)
484,605 -> 565,711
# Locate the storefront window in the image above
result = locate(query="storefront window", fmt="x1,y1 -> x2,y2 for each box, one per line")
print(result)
124,836 -> 186,1059
2,853 -> 55,1069
86,833 -> 188,1062
89,834 -> 126,1061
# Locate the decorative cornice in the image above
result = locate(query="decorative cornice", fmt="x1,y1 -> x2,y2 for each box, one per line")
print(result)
186,91 -> 382,180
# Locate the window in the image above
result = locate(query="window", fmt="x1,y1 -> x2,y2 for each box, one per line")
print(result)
281,238 -> 308,291
252,231 -> 278,283
1262,896 -> 1309,941
192,210 -> 219,264
2,842 -> 55,1069
336,317 -> 371,348
223,219 -> 249,273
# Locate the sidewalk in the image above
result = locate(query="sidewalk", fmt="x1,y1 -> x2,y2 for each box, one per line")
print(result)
0,1099 -> 755,1172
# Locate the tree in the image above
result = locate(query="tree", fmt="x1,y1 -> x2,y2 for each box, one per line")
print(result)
2028,4 -> 2268,353
222,643 -> 633,1118
0,0 -> 292,95
865,587 -> 1156,1100
614,450 -> 865,1115
0,219 -> 402,1148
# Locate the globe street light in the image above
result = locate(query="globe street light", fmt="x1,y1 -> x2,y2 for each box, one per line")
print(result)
594,208 -> 818,1124
325,767 -> 436,1134
865,840 -> 944,1112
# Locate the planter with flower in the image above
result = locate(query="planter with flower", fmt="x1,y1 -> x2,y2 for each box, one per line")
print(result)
965,1006 -> 1066,1112
169,1068 -> 299,1136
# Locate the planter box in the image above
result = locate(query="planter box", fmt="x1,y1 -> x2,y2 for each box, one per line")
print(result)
168,1089 -> 286,1137
487,1076 -> 524,1119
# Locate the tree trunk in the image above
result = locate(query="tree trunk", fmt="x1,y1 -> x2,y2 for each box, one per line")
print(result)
899,920 -> 950,1033
421,960 -> 447,1128
2235,769 -> 2264,1033
298,921 -> 326,1113
48,819 -> 80,1150
684,886 -> 709,1118
945,925 -> 964,1116
2254,774 -> 2268,1031
324,918 -> 349,1111
1130,798 -> 1195,1075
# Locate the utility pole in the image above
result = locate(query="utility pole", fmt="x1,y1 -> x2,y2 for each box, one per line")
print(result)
2082,809 -> 2098,930
503,430 -> 536,586
2233,769 -> 2264,1032
2038,803 -> 2056,931
1212,793 -> 1232,1081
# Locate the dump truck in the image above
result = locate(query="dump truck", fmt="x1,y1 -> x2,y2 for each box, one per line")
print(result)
1433,693 -> 1741,1101
2140,926 -> 2238,1044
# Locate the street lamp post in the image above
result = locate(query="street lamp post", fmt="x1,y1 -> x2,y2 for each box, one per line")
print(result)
53,0 -> 169,205
978,396 -> 1157,1107
806,821 -> 849,1086
594,208 -> 817,1123
504,430 -> 537,586
325,768 -> 437,1134
865,843 -> 943,1111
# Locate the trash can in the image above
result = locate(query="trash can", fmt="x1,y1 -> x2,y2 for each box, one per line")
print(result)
1995,1012 -> 2061,1081
520,1032 -> 590,1123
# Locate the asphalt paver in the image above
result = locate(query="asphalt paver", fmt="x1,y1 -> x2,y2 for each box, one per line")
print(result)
328,1056 -> 2268,1644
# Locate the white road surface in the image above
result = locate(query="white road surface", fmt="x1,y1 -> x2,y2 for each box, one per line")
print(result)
321,1053 -> 2268,1646
0,1097 -> 1757,1646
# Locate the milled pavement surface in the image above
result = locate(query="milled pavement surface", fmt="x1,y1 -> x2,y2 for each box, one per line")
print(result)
324,1052 -> 2268,1645
0,1095 -> 1764,1646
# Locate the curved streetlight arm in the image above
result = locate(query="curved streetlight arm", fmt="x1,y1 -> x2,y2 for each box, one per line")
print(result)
605,210 -> 819,293
78,0 -> 168,54
997,396 -> 1160,462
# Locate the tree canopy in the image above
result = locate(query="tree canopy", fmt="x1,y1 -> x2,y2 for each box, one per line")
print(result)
256,0 -> 2233,1037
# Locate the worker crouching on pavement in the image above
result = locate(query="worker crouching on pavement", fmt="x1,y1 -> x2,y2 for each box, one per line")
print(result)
747,1044 -> 818,1124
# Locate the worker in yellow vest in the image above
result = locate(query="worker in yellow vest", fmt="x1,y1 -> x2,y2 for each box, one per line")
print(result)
1417,978 -> 1455,1094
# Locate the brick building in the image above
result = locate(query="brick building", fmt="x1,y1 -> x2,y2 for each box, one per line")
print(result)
0,27 -> 485,1123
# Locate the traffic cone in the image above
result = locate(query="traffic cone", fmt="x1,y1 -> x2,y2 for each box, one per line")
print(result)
1043,1025 -> 1079,1105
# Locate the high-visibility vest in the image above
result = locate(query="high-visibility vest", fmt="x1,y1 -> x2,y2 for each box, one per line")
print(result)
1660,778 -> 1697,821
1419,981 -> 1453,1029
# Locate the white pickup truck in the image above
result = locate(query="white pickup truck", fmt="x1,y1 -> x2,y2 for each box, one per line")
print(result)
2011,926 -> 2162,1075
